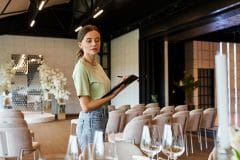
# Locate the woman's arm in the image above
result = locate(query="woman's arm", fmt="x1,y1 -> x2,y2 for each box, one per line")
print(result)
79,84 -> 126,112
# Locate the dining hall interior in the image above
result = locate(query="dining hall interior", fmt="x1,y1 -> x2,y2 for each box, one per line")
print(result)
0,0 -> 240,159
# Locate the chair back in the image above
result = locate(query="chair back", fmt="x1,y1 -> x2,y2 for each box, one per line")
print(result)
201,108 -> 217,129
131,114 -> 152,122
187,109 -> 203,132
142,108 -> 160,118
106,110 -> 125,133
160,105 -> 175,114
145,103 -> 159,108
118,105 -> 130,112
172,113 -> 189,132
175,105 -> 188,112
131,104 -> 145,109
124,110 -> 143,126
152,115 -> 172,137
108,105 -> 116,112
122,119 -> 150,144
0,127 -> 33,158
0,118 -> 28,128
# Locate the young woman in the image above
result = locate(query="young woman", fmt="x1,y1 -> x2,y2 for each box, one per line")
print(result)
72,25 -> 125,151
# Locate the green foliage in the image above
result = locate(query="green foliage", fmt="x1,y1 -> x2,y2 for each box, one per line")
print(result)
175,73 -> 199,97
233,148 -> 240,160
151,94 -> 158,103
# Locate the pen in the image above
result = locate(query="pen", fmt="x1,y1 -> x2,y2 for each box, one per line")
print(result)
117,75 -> 123,78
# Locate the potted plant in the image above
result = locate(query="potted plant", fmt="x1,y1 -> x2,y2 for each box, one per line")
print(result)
175,73 -> 199,109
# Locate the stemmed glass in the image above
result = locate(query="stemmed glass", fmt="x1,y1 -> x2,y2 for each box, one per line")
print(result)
162,123 -> 185,160
140,125 -> 162,160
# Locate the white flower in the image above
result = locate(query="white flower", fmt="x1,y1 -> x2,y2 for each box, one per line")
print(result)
0,60 -> 16,93
38,63 -> 70,101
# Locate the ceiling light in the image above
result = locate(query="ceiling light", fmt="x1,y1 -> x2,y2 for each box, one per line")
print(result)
93,9 -> 104,19
30,20 -> 36,27
38,0 -> 46,11
75,26 -> 83,32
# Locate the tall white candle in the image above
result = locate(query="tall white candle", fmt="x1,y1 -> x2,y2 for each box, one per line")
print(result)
234,43 -> 238,128
215,52 -> 230,149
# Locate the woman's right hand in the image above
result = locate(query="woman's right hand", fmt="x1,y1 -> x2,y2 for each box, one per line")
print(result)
110,84 -> 126,99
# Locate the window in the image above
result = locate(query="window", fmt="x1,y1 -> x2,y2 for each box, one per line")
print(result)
198,69 -> 214,109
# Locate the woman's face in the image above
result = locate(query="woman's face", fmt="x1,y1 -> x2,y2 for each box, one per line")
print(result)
79,30 -> 101,56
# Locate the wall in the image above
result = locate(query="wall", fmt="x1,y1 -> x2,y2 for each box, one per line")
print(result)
185,41 -> 240,111
0,35 -> 80,113
110,29 -> 139,107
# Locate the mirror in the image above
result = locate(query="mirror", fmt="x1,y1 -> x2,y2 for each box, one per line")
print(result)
11,54 -> 44,111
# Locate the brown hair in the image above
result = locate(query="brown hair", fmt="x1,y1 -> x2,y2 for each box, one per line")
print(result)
76,25 -> 101,59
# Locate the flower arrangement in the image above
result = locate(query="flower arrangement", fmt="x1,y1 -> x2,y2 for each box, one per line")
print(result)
38,63 -> 70,102
0,60 -> 16,93
230,127 -> 240,160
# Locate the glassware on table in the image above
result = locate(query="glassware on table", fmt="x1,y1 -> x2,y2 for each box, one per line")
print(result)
104,142 -> 118,160
162,123 -> 185,160
92,130 -> 105,160
140,125 -> 162,160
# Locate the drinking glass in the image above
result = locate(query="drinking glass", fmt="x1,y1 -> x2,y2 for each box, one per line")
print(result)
92,130 -> 105,160
104,142 -> 118,160
162,123 -> 185,160
140,125 -> 162,160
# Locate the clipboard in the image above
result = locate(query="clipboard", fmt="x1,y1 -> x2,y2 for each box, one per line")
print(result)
102,74 -> 138,98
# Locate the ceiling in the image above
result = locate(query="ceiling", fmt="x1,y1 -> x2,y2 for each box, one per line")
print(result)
1,0 -> 240,41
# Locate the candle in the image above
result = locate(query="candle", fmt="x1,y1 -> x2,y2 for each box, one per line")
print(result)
215,52 -> 230,149
233,43 -> 238,128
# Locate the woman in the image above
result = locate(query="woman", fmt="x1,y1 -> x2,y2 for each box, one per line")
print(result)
72,25 -> 125,151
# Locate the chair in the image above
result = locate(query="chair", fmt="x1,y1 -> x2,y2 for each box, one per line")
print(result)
108,105 -> 116,112
172,111 -> 189,155
118,104 -> 130,112
186,109 -> 203,153
208,147 -> 216,160
112,117 -> 150,145
70,118 -> 78,135
160,105 -> 175,114
131,103 -> 145,109
143,107 -> 160,118
175,104 -> 188,112
106,110 -> 125,133
124,109 -> 144,126
200,108 -> 217,149
0,118 -> 35,140
0,127 -> 41,160
145,103 -> 159,108
0,118 -> 29,128
152,114 -> 172,138
154,112 -> 173,118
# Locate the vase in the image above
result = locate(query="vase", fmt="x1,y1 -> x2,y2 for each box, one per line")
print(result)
58,104 -> 66,120
43,101 -> 52,113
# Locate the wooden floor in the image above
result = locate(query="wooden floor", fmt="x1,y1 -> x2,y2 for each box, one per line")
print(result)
26,117 -> 214,160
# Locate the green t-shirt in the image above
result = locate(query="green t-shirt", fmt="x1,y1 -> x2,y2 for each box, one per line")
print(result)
72,58 -> 110,100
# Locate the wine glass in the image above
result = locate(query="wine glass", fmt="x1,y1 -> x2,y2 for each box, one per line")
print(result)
140,125 -> 162,160
162,123 -> 185,160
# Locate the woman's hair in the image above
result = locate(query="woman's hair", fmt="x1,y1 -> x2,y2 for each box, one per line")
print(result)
76,25 -> 101,59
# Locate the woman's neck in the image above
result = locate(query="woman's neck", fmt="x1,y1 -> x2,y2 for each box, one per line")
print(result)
83,56 -> 96,66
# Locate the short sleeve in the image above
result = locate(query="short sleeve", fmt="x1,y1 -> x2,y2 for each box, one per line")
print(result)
72,64 -> 90,97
